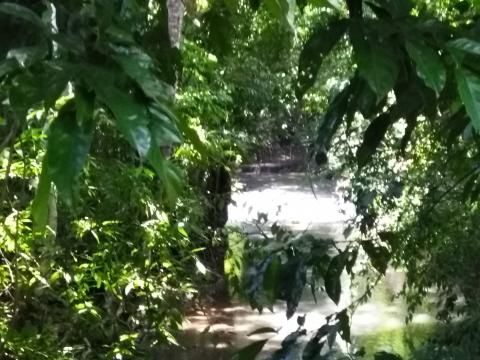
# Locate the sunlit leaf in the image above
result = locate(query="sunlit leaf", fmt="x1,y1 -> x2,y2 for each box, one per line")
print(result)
46,99 -> 93,204
447,37 -> 480,61
31,159 -> 52,231
112,46 -> 174,102
405,40 -> 446,95
456,67 -> 480,132
264,0 -> 295,30
95,83 -> 152,158
149,103 -> 182,146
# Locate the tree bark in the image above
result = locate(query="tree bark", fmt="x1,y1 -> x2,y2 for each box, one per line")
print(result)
166,0 -> 185,49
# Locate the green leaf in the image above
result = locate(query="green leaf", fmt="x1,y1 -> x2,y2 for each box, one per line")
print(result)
264,0 -> 295,30
263,257 -> 281,306
177,117 -> 209,158
148,103 -> 182,146
350,23 -> 399,98
296,18 -> 348,98
31,160 -> 52,231
0,2 -> 47,32
282,260 -> 307,319
308,0 -> 343,10
405,40 -> 446,95
447,38 -> 480,61
315,82 -> 352,161
356,113 -> 392,168
336,309 -> 350,342
456,67 -> 480,132
325,253 -> 345,305
231,339 -> 269,360
147,144 -> 183,204
9,65 -> 67,116
302,324 -> 334,359
373,0 -> 413,17
247,327 -> 278,336
112,46 -> 174,102
95,84 -> 152,158
349,76 -> 378,119
361,240 -> 390,274
46,99 -> 93,204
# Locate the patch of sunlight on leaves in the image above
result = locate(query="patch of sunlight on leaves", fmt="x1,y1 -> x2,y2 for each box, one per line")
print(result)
354,323 -> 436,360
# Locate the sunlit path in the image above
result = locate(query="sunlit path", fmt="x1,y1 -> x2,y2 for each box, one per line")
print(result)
171,172 -> 435,359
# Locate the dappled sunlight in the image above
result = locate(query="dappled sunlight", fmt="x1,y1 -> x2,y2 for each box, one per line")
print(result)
229,172 -> 355,238
164,171 -> 437,358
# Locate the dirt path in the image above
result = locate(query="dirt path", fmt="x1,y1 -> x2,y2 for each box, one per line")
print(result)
160,172 -> 434,359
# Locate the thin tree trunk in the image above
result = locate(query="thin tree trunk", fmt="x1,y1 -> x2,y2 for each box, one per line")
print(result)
166,0 -> 185,49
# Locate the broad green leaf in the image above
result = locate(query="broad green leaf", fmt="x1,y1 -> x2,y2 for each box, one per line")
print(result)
95,84 -> 152,158
336,309 -> 350,342
356,113 -> 392,168
271,330 -> 304,359
302,324 -> 333,359
176,114 -> 209,158
149,103 -> 182,146
31,159 -> 52,231
296,19 -> 348,99
456,67 -> 480,132
112,46 -> 174,102
345,249 -> 358,275
7,43 -> 49,68
325,253 -> 345,305
9,66 -> 67,117
373,0 -> 413,17
263,257 -> 281,305
350,23 -> 399,98
147,144 -> 183,204
315,82 -> 352,161
308,0 -> 342,10
46,99 -> 93,204
283,261 -> 307,319
350,76 -> 378,119
79,64 -> 153,157
361,240 -> 390,274
264,0 -> 295,30
231,339 -> 269,360
0,2 -> 47,32
247,327 -> 278,336
447,38 -> 480,61
405,40 -> 446,95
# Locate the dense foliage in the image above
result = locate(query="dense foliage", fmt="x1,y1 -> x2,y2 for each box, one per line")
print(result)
2,0 -> 480,359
